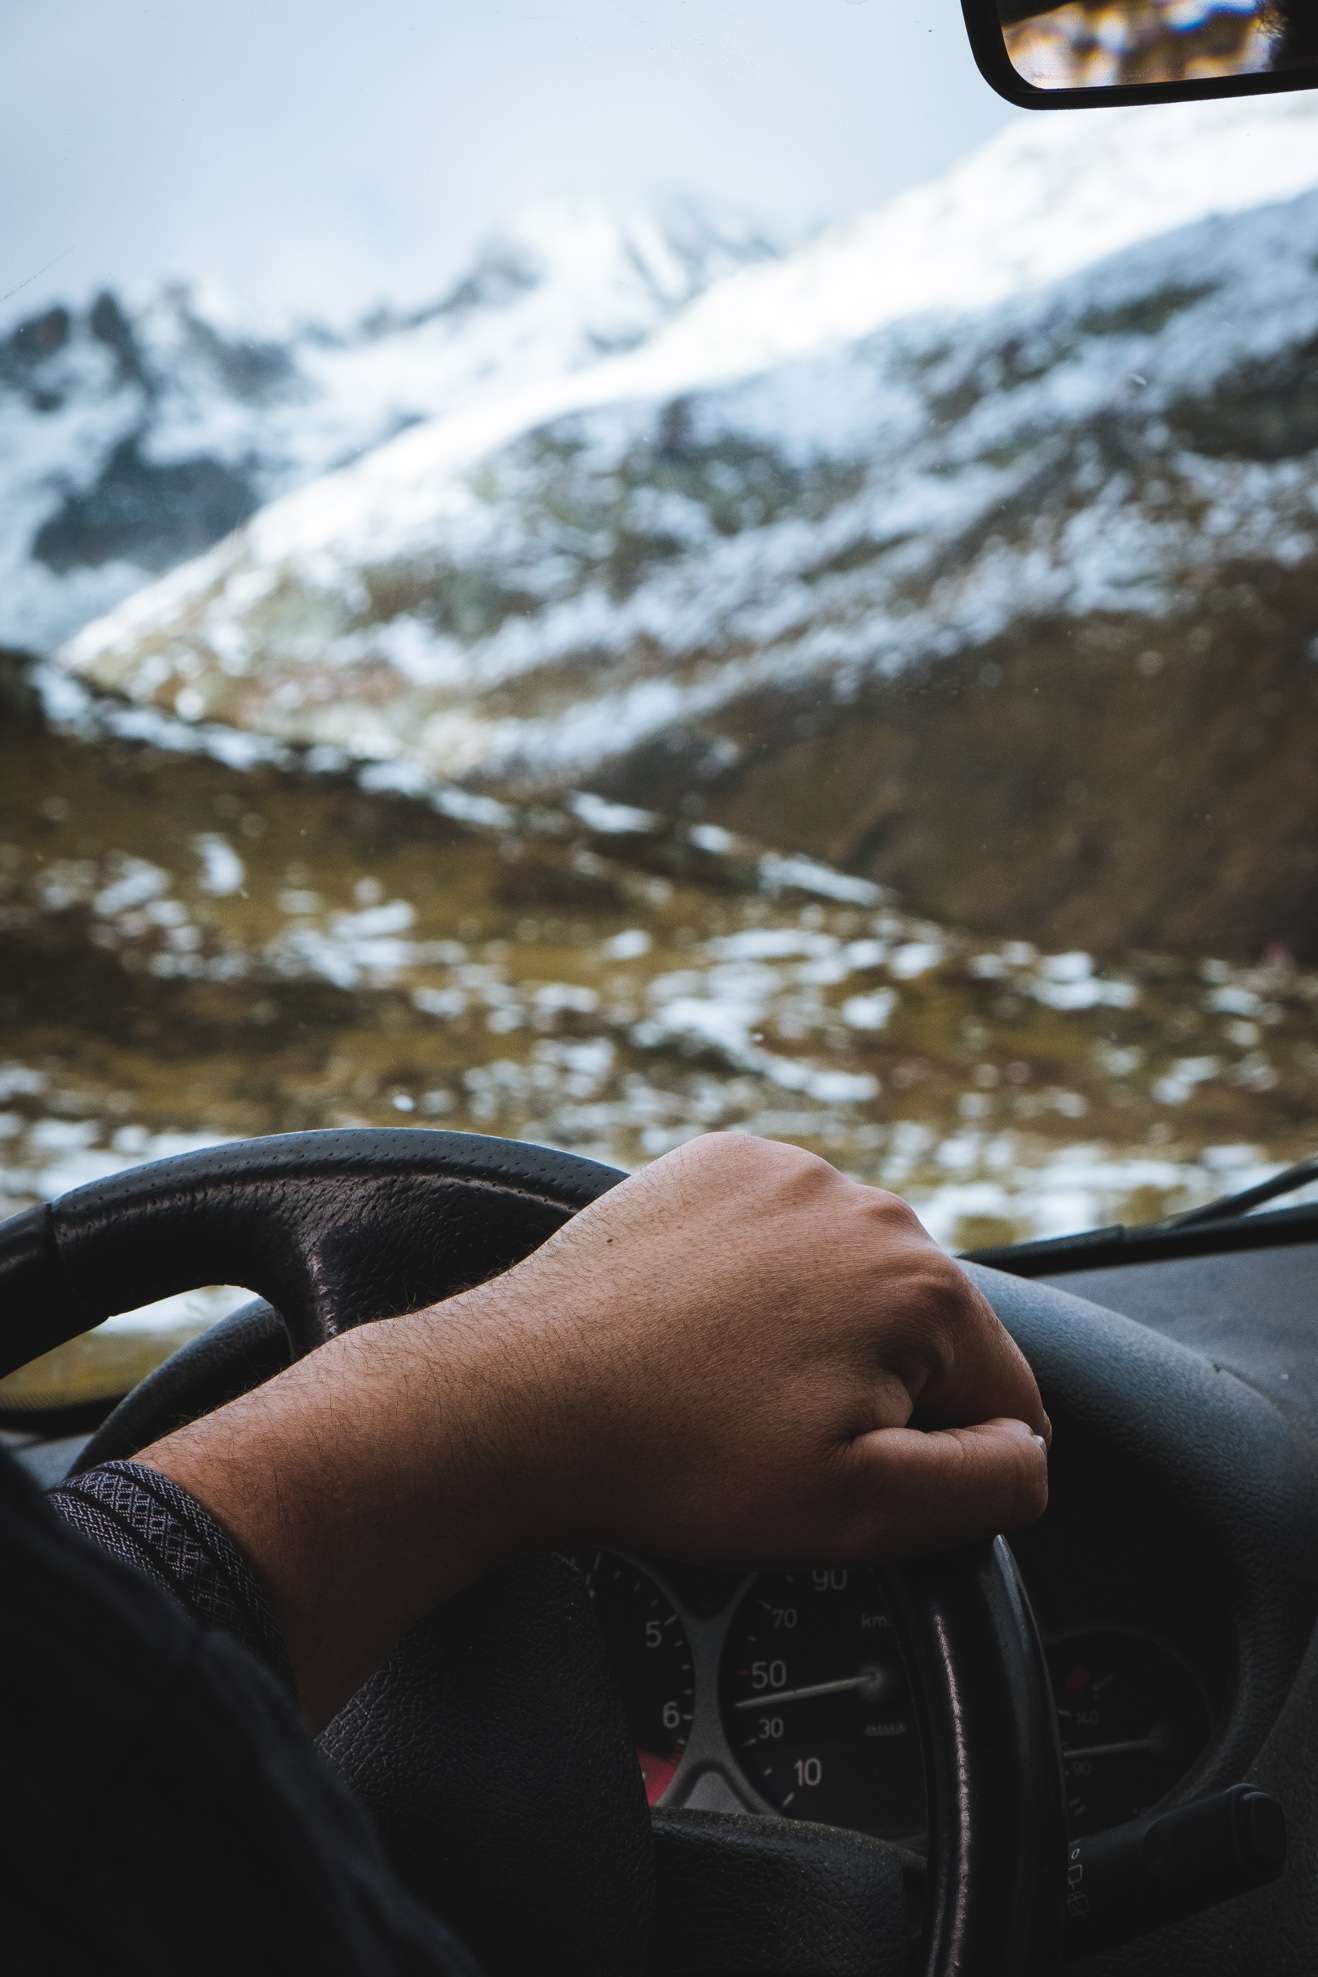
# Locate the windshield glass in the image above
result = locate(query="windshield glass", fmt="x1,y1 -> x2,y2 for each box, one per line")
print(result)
4,2 -> 1316,1398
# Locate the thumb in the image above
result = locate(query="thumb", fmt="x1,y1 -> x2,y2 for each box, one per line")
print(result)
842,1416 -> 1049,1558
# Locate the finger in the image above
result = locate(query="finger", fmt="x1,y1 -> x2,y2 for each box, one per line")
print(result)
921,1273 -> 1052,1444
842,1416 -> 1049,1557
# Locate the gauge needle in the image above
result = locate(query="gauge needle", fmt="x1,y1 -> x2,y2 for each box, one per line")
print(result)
1062,1736 -> 1159,1761
734,1671 -> 891,1710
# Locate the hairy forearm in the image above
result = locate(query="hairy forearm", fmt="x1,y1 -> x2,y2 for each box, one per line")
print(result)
136,1293 -> 547,1729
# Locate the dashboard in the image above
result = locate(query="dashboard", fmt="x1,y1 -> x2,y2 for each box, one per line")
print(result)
579,1228 -> 1318,1899
6,1129 -> 1318,1976
8,1201 -> 1318,1974
583,1533 -> 1216,1846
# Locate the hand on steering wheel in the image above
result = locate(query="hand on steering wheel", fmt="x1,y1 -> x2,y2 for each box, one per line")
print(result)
135,1132 -> 1051,1724
1,1127 -> 1068,1976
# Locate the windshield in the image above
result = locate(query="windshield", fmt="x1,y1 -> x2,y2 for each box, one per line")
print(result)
3,2 -> 1316,1399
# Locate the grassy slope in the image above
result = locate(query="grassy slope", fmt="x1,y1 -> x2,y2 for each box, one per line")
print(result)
601,559 -> 1318,964
5,657 -> 1317,1402
4,662 -> 1314,1211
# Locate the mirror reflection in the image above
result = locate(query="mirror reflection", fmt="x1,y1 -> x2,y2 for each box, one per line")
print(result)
999,2 -> 1318,91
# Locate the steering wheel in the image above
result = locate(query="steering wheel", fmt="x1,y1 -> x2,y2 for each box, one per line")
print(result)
0,1129 -> 1068,1976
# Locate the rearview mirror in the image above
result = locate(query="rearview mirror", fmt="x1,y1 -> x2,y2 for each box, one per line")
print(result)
962,0 -> 1318,107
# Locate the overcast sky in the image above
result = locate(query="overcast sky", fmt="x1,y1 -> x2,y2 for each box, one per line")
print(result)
2,0 -> 1023,323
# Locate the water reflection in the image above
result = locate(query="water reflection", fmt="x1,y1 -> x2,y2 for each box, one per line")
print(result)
1001,2 -> 1317,90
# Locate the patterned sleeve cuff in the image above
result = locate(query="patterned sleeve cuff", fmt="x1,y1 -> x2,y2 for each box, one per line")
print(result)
49,1460 -> 292,1687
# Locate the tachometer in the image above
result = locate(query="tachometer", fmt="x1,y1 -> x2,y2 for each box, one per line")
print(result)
1048,1630 -> 1211,1836
583,1553 -> 696,1806
720,1567 -> 925,1840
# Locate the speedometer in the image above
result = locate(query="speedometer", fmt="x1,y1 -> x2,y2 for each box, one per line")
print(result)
720,1566 -> 926,1840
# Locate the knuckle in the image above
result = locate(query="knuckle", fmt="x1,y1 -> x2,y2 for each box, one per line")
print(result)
740,1134 -> 838,1192
675,1130 -> 755,1179
683,1130 -> 796,1170
859,1185 -> 925,1232
911,1257 -> 976,1329
766,1136 -> 832,1174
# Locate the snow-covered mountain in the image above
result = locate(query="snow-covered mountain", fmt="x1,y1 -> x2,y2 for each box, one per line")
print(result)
0,197 -> 778,654
59,93 -> 1318,962
47,92 -> 1318,678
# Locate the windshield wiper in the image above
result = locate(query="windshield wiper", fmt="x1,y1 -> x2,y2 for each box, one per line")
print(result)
963,1153 -> 1318,1275
1160,1152 -> 1318,1229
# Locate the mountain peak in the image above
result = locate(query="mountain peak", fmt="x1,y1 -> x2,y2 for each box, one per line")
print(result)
487,192 -> 777,281
417,193 -> 781,338
0,192 -> 780,656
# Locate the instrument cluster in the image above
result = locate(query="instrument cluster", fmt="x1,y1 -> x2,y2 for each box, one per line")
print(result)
582,1551 -> 1213,1842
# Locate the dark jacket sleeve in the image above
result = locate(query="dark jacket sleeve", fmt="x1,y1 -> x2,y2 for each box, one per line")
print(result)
1,1447 -> 482,1977
49,1458 -> 293,1682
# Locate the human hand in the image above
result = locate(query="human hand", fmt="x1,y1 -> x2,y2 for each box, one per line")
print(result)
456,1132 -> 1050,1566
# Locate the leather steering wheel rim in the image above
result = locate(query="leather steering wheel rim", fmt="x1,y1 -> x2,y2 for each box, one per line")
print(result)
0,1127 -> 1067,1975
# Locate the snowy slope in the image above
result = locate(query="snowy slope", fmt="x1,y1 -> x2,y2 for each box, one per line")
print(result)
57,92 -> 1318,959
643,88 -> 1318,379
62,89 -> 1318,705
0,197 -> 776,654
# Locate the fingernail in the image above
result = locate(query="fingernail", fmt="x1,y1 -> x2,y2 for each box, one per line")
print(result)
1030,1433 -> 1048,1455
